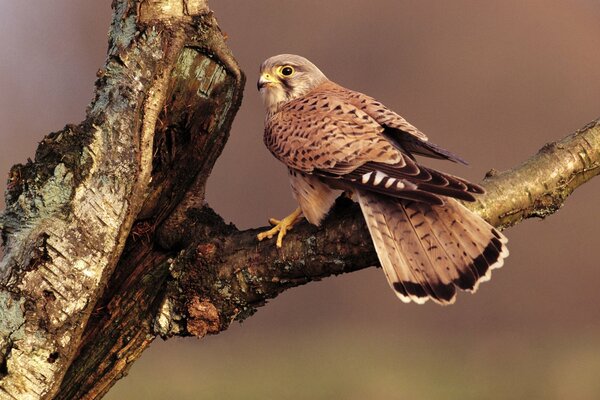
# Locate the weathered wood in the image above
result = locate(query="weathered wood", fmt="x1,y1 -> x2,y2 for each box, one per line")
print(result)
473,120 -> 600,228
55,18 -> 244,400
54,4 -> 245,400
0,1 -> 243,399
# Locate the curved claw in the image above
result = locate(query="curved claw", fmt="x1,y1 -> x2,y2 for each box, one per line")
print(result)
268,217 -> 281,226
257,207 -> 303,248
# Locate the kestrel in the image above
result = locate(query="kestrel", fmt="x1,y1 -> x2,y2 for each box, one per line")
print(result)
257,54 -> 508,305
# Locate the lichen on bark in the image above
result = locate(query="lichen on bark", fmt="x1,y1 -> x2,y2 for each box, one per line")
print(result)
0,1 -> 244,399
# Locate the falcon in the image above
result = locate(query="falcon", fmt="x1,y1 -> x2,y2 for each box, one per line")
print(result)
256,54 -> 508,305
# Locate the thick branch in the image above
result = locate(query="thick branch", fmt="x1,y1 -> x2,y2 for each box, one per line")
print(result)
157,118 -> 600,337
54,3 -> 245,399
0,1 -> 243,399
472,119 -> 600,228
0,10 -> 180,400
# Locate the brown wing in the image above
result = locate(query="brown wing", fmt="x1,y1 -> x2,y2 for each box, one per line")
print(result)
335,81 -> 469,164
265,81 -> 481,205
264,83 -> 405,174
336,82 -> 429,142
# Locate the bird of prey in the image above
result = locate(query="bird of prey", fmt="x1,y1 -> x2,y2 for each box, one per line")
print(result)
256,54 -> 508,305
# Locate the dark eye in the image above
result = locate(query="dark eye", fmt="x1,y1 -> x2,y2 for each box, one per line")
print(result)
281,66 -> 294,76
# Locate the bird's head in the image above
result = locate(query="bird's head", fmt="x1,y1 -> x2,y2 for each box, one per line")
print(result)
258,54 -> 328,113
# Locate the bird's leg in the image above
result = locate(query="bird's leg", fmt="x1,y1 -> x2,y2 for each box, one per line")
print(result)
257,207 -> 303,248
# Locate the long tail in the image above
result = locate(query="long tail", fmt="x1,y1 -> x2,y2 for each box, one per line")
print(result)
356,190 -> 508,305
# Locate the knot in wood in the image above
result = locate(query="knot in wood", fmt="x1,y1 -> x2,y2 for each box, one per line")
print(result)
186,296 -> 220,338
484,168 -> 499,179
196,242 -> 217,259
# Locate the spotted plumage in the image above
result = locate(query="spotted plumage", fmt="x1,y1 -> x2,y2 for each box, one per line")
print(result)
257,54 -> 508,305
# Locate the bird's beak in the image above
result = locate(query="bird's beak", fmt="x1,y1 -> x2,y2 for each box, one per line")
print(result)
257,73 -> 277,91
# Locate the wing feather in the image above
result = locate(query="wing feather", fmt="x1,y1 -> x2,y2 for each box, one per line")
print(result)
266,81 -> 482,205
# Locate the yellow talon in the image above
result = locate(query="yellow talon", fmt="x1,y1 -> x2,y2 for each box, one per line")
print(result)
257,207 -> 303,248
268,217 -> 281,226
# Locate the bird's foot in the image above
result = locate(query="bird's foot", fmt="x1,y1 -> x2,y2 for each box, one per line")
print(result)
257,207 -> 303,248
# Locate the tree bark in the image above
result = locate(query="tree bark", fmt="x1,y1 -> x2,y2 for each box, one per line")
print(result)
0,1 -> 598,399
0,1 -> 244,399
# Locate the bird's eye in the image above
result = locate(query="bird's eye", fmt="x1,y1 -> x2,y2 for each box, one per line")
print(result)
280,66 -> 294,77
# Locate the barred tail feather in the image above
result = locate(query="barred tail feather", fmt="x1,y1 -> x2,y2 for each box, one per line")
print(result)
356,190 -> 508,305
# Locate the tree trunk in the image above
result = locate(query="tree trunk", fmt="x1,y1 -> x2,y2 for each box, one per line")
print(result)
0,1 -> 243,398
0,1 -> 598,399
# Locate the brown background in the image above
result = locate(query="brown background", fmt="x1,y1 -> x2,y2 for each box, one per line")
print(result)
1,1 -> 600,399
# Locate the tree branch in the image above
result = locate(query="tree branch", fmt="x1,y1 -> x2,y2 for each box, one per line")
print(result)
154,119 -> 600,339
0,6 -> 181,398
0,1 -> 244,399
472,119 -> 600,228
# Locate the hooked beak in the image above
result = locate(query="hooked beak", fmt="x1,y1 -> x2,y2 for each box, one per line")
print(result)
257,73 -> 278,91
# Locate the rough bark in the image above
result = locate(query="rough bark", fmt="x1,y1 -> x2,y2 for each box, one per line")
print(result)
0,1 -> 244,399
0,1 -> 598,399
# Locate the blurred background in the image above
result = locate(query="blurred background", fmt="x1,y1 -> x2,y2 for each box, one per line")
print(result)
2,1 -> 600,399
